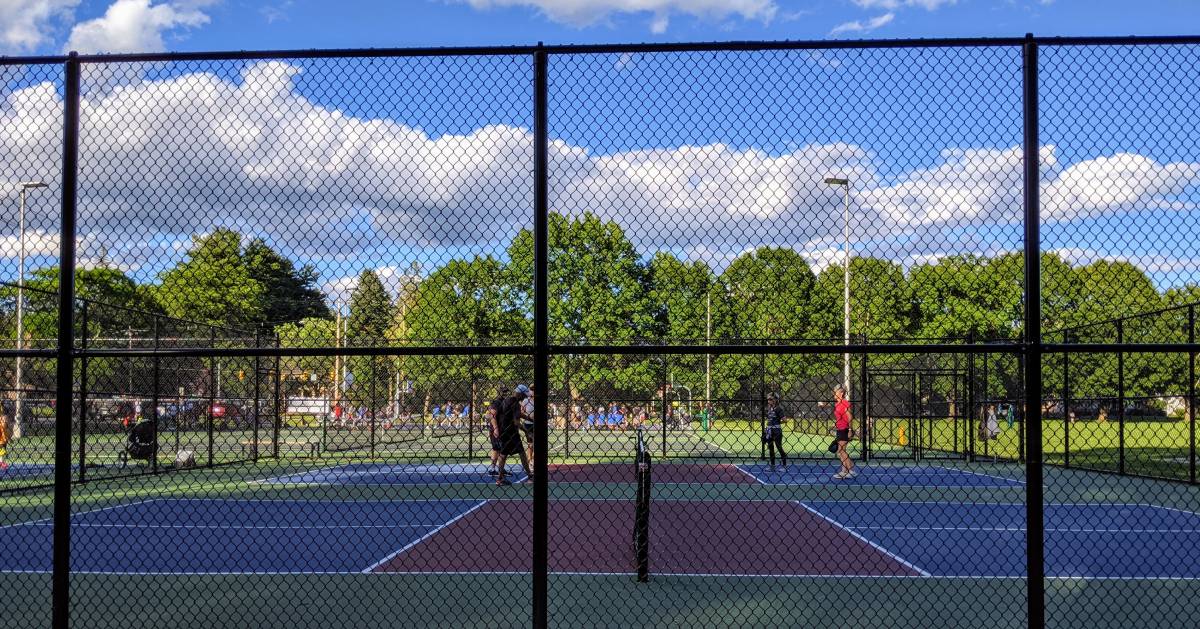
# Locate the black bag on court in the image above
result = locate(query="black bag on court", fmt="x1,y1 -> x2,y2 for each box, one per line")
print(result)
827,439 -> 839,454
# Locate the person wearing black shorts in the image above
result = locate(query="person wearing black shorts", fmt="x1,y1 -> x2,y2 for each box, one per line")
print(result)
493,387 -> 532,486
762,393 -> 788,472
486,386 -> 510,477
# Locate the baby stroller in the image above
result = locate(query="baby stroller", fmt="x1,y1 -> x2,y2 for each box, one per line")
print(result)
122,418 -> 157,467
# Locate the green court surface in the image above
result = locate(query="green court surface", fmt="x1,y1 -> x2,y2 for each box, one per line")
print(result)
2,441 -> 1198,628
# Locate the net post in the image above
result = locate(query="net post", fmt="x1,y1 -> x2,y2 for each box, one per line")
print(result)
78,300 -> 88,484
531,42 -> 550,629
1022,32 -> 1046,629
52,50 -> 81,629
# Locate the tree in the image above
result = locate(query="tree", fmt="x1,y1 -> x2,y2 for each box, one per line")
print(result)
344,270 -> 395,408
275,317 -> 337,395
810,257 -> 911,343
245,238 -> 329,325
155,229 -> 264,329
507,212 -> 656,404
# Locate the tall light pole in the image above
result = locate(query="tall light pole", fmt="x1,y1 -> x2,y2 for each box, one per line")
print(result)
824,177 -> 852,396
14,181 -> 48,435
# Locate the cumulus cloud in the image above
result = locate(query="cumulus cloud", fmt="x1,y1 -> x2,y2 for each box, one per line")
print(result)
64,0 -> 214,53
829,12 -> 893,36
456,0 -> 777,32
323,265 -> 422,304
1,61 -> 1198,293
0,0 -> 79,53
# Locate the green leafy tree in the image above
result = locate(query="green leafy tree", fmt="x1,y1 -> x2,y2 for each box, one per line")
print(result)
155,229 -> 264,328
245,238 -> 329,325
275,317 -> 337,396
342,270 -> 395,408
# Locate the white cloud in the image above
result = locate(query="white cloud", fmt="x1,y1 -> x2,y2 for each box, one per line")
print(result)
852,0 -> 955,9
64,0 -> 215,54
323,265 -> 422,304
829,12 -> 893,36
1,61 -> 1198,293
457,0 -> 777,31
0,0 -> 78,53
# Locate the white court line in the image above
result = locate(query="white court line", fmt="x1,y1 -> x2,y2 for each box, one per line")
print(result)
730,464 -> 767,485
849,525 -> 1200,534
0,567 -> 1195,580
931,464 -> 1025,485
13,522 -> 441,531
361,500 -> 490,573
251,463 -> 355,485
795,501 -> 931,577
2,498 -> 164,529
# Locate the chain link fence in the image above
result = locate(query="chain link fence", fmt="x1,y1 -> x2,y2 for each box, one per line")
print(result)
1,36 -> 1198,628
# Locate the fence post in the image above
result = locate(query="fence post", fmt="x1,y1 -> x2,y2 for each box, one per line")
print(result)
207,328 -> 216,467
52,50 -> 81,629
78,301 -> 88,484
1190,305 -> 1196,484
662,355 -> 670,458
860,334 -> 869,461
967,333 -> 975,462
369,354 -> 377,460
1063,330 -> 1071,468
252,329 -> 261,462
150,316 -> 160,475
1022,32 -> 1046,629
531,43 -> 550,629
273,334 -> 282,460
1117,319 -> 1125,475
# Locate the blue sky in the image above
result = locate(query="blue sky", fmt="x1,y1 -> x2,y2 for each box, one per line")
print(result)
0,1 -> 1198,306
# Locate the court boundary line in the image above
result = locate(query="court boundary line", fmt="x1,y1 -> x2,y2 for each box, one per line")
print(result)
361,499 -> 490,573
931,463 -> 1025,485
2,498 -> 163,529
730,464 -> 767,485
15,522 -> 444,531
0,567 -> 1196,580
794,501 -> 931,577
733,463 -> 1022,488
253,462 -> 528,487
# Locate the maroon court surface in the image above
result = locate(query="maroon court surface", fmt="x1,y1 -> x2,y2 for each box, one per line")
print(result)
372,499 -> 919,576
544,462 -> 757,484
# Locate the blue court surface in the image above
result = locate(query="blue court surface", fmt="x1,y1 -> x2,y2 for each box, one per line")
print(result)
803,501 -> 1200,578
261,463 -> 527,486
1,498 -> 486,574
738,463 -> 1022,487
0,463 -> 59,480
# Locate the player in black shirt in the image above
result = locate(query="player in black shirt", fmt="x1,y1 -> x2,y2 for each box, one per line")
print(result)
762,392 -> 788,471
492,387 -> 532,486
485,386 -> 510,477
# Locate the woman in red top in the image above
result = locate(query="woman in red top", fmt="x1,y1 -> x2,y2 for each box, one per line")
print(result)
832,385 -> 856,480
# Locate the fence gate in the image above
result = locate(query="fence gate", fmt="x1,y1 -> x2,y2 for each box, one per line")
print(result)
867,369 -> 970,461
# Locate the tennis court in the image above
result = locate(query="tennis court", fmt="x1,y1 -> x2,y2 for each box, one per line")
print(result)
3,461 -> 1195,582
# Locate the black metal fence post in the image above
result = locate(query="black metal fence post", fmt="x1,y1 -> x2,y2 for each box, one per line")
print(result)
252,330 -> 261,462
531,43 -> 550,629
1190,305 -> 1196,484
150,317 -> 160,474
1064,331 -> 1071,468
1117,319 -> 1125,475
78,301 -> 88,484
207,327 -> 216,467
967,333 -> 975,462
369,354 -> 377,460
860,336 -> 869,461
661,355 -> 669,458
273,334 -> 282,459
1022,32 -> 1046,629
52,50 -> 81,629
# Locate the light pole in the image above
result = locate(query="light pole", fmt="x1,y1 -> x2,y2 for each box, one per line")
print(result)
14,181 -> 47,435
824,177 -> 852,396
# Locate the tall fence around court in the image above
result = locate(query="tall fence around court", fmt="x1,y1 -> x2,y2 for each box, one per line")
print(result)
0,35 -> 1198,629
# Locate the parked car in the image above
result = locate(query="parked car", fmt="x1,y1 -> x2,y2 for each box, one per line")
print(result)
209,401 -> 249,430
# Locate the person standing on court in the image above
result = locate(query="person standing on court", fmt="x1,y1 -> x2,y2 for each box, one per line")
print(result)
832,385 -> 856,480
486,385 -> 510,477
519,384 -> 537,469
762,392 -> 788,472
493,385 -> 532,486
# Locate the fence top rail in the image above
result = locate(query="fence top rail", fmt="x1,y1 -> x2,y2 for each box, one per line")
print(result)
2,34 -> 1199,66
1048,300 -> 1200,337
